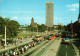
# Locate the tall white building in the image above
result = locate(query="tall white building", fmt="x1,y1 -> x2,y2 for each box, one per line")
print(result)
46,2 -> 53,27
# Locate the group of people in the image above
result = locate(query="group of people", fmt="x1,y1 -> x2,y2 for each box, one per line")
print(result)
1,42 -> 37,56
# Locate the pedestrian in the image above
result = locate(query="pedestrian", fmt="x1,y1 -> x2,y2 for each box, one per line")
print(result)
7,42 -> 8,46
1,53 -> 3,56
16,48 -> 19,51
34,42 -> 36,47
29,44 -> 31,48
15,49 -> 18,55
23,47 -> 24,54
21,47 -> 24,54
13,50 -> 16,56
17,50 -> 20,56
26,46 -> 28,50
7,50 -> 9,54
9,50 -> 13,56
24,45 -> 26,52
5,52 -> 8,56
20,49 -> 22,54
7,53 -> 9,56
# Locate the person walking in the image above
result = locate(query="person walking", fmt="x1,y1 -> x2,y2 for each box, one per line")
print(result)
13,50 -> 16,56
7,42 -> 8,46
17,50 -> 20,56
1,53 -> 3,56
9,50 -> 13,56
5,52 -> 8,56
15,48 -> 18,55
26,45 -> 28,51
24,45 -> 26,52
21,47 -> 24,54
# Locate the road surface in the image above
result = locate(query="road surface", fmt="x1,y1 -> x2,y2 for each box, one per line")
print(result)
56,43 -> 75,56
22,38 -> 61,56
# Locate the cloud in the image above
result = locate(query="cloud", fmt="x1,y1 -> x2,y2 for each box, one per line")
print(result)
66,3 -> 79,8
3,17 -> 8,18
12,17 -> 18,19
34,17 -> 40,19
68,8 -> 76,11
66,3 -> 79,11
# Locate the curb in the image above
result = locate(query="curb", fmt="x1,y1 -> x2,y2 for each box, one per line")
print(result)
72,43 -> 79,56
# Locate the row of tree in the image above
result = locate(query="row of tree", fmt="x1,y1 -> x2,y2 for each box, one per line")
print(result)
0,17 -> 20,38
20,24 -> 65,32
25,24 -> 47,32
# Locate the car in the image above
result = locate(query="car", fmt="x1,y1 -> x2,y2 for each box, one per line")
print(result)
49,36 -> 55,40
46,34 -> 55,40
62,37 -> 71,44
33,35 -> 44,42
65,38 -> 70,42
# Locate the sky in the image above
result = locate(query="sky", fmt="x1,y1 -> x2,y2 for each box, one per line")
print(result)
0,0 -> 79,25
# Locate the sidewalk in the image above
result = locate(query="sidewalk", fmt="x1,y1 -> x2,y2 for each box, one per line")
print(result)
72,43 -> 79,56
0,38 -> 33,53
41,38 -> 61,56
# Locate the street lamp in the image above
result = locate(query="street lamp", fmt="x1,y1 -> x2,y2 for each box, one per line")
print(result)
37,26 -> 38,35
71,20 -> 73,39
5,26 -> 6,49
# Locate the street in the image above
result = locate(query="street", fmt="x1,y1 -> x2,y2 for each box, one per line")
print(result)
21,38 -> 61,56
0,35 -> 79,56
56,43 -> 75,56
21,37 -> 76,56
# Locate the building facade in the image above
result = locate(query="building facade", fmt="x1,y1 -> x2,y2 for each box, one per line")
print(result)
31,17 -> 37,27
54,25 -> 58,29
58,23 -> 63,26
46,2 -> 53,27
78,13 -> 80,23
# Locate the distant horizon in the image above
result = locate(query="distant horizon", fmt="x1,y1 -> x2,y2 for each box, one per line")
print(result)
0,0 -> 79,26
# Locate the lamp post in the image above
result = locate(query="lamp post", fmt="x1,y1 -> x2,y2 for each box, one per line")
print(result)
71,20 -> 73,39
78,14 -> 80,38
46,27 -> 48,35
78,14 -> 80,56
5,26 -> 6,49
37,26 -> 38,35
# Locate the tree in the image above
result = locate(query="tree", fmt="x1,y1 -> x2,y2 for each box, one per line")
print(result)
57,25 -> 62,30
29,27 -> 37,32
0,17 -> 5,35
38,24 -> 47,32
3,17 -> 10,24
28,24 -> 47,32
6,20 -> 20,38
0,16 -> 20,38
47,26 -> 54,31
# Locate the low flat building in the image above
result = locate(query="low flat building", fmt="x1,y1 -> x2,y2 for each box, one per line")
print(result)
54,25 -> 58,29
